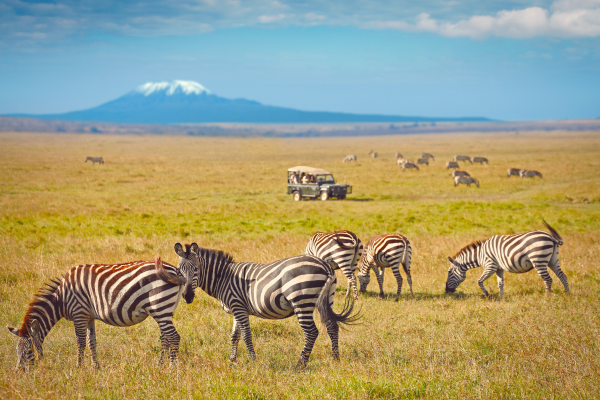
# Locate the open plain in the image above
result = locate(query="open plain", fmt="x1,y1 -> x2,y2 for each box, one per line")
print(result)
1,130 -> 600,399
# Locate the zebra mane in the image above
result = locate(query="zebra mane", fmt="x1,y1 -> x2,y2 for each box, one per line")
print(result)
196,246 -> 235,265
453,240 -> 484,258
19,275 -> 64,335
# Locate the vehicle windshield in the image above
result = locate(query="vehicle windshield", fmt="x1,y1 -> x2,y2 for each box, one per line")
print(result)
316,174 -> 335,183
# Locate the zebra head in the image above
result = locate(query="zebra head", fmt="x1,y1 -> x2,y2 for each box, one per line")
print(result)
175,242 -> 200,304
7,320 -> 43,371
445,256 -> 467,293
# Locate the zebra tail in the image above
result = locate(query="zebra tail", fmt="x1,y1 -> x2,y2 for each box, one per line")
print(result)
543,220 -> 563,246
315,274 -> 361,329
154,255 -> 187,286
401,239 -> 409,273
334,231 -> 357,250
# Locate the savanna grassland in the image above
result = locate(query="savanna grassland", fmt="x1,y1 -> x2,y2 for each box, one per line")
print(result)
1,130 -> 600,399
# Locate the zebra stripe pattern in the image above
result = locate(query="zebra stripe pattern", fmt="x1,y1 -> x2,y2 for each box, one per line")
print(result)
8,257 -> 187,371
357,234 -> 413,301
446,221 -> 569,297
175,243 -> 358,367
305,230 -> 363,300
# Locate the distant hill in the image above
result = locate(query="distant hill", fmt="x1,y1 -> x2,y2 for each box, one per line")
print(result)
12,80 -> 492,124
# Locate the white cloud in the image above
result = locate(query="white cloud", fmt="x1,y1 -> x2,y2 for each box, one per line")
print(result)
257,14 -> 286,23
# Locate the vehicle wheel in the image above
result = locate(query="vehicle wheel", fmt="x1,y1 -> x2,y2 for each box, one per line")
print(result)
320,191 -> 329,201
293,191 -> 302,201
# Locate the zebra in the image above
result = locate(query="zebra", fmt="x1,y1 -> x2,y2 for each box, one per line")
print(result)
343,155 -> 357,163
417,158 -> 429,166
454,155 -> 473,164
395,152 -> 403,159
402,162 -> 419,171
446,221 -> 569,298
175,243 -> 359,367
356,234 -> 413,301
421,153 -> 435,161
452,170 -> 470,178
372,152 -> 378,159
85,156 -> 104,164
305,230 -> 363,300
520,170 -> 543,178
454,176 -> 479,187
473,157 -> 488,164
507,168 -> 523,177
446,161 -> 459,170
7,257 -> 187,371
397,158 -> 411,165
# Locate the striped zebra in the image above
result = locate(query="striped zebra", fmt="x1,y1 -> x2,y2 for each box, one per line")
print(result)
452,170 -> 470,178
454,155 -> 473,164
446,221 -> 569,298
175,243 -> 359,367
343,155 -> 357,163
520,170 -> 543,178
446,161 -> 459,170
85,156 -> 104,164
402,162 -> 419,171
7,257 -> 187,371
421,153 -> 434,161
417,158 -> 429,165
507,168 -> 523,177
356,234 -> 413,301
454,176 -> 479,187
306,231 -> 363,300
473,157 -> 488,164
395,152 -> 403,159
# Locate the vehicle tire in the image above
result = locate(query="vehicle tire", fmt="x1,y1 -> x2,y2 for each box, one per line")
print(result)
293,191 -> 302,201
320,191 -> 329,201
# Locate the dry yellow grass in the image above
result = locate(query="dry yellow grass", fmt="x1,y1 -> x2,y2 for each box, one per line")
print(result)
1,130 -> 599,399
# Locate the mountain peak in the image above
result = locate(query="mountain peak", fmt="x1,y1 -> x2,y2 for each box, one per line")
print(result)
134,80 -> 211,96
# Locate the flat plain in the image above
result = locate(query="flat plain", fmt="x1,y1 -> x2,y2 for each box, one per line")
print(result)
1,130 -> 600,399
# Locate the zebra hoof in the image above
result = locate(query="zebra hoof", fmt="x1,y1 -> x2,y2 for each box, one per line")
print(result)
394,297 -> 399,302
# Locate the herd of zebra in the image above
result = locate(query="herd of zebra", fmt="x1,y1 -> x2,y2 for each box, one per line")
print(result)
8,222 -> 568,372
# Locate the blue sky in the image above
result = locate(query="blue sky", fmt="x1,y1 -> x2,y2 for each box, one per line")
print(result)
1,0 -> 599,120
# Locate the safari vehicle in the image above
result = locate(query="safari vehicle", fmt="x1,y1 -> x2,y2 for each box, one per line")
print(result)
287,166 -> 352,201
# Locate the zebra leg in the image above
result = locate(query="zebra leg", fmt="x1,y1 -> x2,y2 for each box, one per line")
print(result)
343,267 -> 359,300
229,318 -> 242,362
294,308 -> 319,367
73,316 -> 89,367
496,269 -> 505,299
154,317 -> 181,367
324,315 -> 340,361
533,263 -> 553,293
86,320 -> 99,369
548,256 -> 570,294
477,267 -> 497,297
391,266 -> 403,302
233,311 -> 256,360
157,334 -> 170,366
371,264 -> 385,299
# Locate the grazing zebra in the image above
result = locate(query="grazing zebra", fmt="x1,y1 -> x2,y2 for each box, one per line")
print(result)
417,158 -> 429,165
454,155 -> 473,164
446,221 -> 568,298
446,161 -> 459,170
454,176 -> 479,187
452,170 -> 470,178
473,157 -> 488,164
357,234 -> 413,301
397,158 -> 410,165
305,231 -> 363,300
175,243 -> 359,367
421,153 -> 434,161
7,257 -> 187,371
507,168 -> 523,177
85,156 -> 104,164
343,155 -> 357,163
395,152 -> 403,159
402,162 -> 419,171
520,170 -> 543,179
372,152 -> 378,159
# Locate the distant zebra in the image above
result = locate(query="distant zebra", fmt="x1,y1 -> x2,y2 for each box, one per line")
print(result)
8,257 -> 187,371
446,161 -> 459,170
446,221 -> 568,298
421,153 -> 434,161
395,153 -> 403,159
372,152 -> 378,159
306,230 -> 363,300
473,157 -> 488,164
357,234 -> 413,301
454,176 -> 479,187
454,155 -> 473,164
175,243 -> 359,367
417,158 -> 429,165
520,170 -> 543,178
402,162 -> 419,171
507,168 -> 523,177
85,156 -> 104,164
452,170 -> 470,178
343,155 -> 357,163
397,158 -> 412,165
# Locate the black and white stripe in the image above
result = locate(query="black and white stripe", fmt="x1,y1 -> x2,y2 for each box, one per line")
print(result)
305,230 -> 363,300
8,257 -> 187,371
175,243 -> 358,367
357,234 -> 413,301
446,221 -> 569,297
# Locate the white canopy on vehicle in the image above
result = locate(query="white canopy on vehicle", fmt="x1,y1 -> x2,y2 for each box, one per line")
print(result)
287,166 -> 331,175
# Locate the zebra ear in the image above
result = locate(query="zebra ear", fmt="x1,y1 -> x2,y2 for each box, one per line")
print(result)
7,326 -> 19,336
190,243 -> 199,253
174,243 -> 185,258
447,256 -> 456,265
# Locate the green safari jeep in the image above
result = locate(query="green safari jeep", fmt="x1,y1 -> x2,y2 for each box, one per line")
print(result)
287,166 -> 352,201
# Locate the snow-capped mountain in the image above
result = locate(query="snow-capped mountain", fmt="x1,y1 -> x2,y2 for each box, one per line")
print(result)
21,80 -> 490,124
